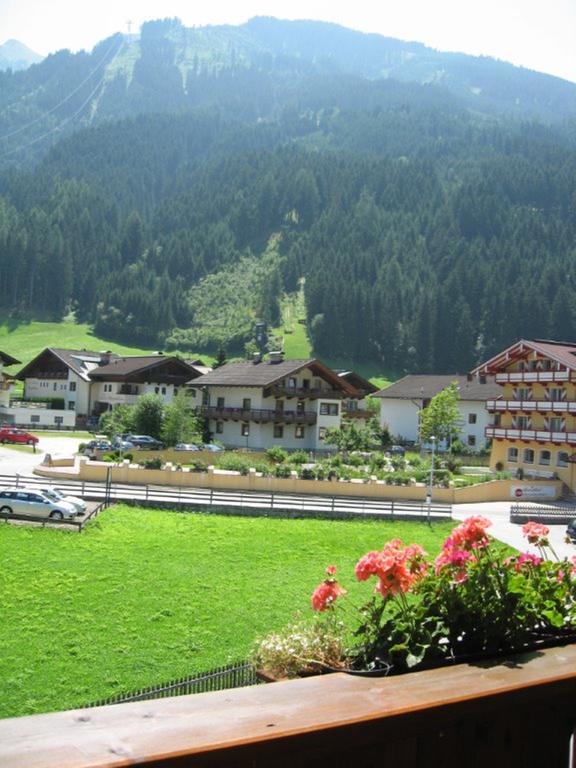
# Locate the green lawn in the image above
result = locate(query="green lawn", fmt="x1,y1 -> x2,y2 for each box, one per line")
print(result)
0,506 -> 452,718
0,317 -> 213,369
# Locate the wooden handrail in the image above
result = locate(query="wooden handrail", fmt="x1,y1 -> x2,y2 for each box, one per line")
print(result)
1,644 -> 576,767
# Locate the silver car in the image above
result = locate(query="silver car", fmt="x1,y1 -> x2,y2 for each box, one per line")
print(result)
33,486 -> 87,515
0,489 -> 77,520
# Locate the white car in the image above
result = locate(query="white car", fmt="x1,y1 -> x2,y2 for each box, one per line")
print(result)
34,486 -> 87,516
0,489 -> 78,520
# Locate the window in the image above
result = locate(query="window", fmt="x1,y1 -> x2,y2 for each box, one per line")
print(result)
30,415 -> 40,424
468,413 -> 477,425
161,387 -> 166,396
523,448 -> 535,464
68,402 -> 75,410
69,382 -> 76,392
217,396 -> 225,408
302,379 -> 310,390
539,450 -> 551,466
318,427 -> 327,441
273,425 -> 284,439
215,421 -> 224,434
558,452 -> 569,468
517,416 -> 531,429
288,377 -> 297,389
517,387 -> 531,400
241,423 -> 250,437
319,402 -> 339,416
467,435 -> 476,447
242,398 -> 252,411
54,416 -> 63,425
549,388 -> 564,402
154,387 -> 160,395
549,418 -> 564,432
295,425 -> 305,439
53,383 -> 57,391
174,388 -> 178,397
508,447 -> 518,462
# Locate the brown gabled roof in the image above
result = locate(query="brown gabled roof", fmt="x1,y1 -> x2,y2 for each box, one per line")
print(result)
16,348 -> 107,382
337,371 -> 379,395
472,339 -> 576,376
373,374 -> 500,401
89,355 -> 202,382
0,351 -> 21,367
192,358 -> 359,395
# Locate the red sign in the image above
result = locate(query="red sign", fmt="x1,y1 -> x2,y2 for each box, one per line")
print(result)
514,488 -> 523,498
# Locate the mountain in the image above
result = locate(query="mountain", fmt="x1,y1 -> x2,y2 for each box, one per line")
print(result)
0,39 -> 43,71
1,18 -> 575,167
0,18 -> 575,375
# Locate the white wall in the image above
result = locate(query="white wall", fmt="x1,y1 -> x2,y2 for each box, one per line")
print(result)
0,405 -> 75,427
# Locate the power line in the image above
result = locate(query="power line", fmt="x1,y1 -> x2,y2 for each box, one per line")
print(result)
0,40 -> 125,162
0,36 -> 122,143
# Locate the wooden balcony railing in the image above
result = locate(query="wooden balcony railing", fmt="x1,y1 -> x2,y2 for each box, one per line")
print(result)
196,405 -> 317,425
487,399 -> 576,413
267,385 -> 345,399
495,370 -> 570,383
486,426 -> 576,444
1,644 -> 576,767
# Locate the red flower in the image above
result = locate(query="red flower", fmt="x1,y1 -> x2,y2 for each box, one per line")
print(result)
311,579 -> 347,611
325,565 -> 337,576
450,516 -> 492,551
522,521 -> 550,545
354,540 -> 428,596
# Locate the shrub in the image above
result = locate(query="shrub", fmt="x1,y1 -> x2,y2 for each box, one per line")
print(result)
266,447 -> 288,464
346,453 -> 365,467
370,454 -> 387,470
300,467 -> 316,480
189,460 -> 208,472
140,458 -> 163,470
390,457 -> 406,471
275,464 -> 292,479
445,457 -> 462,474
290,450 -> 309,465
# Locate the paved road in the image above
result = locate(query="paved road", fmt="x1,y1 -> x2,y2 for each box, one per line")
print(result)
0,436 -> 83,475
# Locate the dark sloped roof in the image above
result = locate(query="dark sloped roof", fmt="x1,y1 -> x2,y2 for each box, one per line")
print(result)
337,371 -> 379,394
193,358 -> 359,394
0,351 -> 21,367
16,348 -> 107,382
472,338 -> 576,375
89,355 -> 202,381
374,374 -> 500,401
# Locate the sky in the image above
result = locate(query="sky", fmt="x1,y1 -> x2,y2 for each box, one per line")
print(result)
1,0 -> 575,83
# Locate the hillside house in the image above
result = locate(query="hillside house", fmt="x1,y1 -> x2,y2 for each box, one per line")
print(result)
191,355 -> 363,450
0,350 -> 22,416
472,338 -> 576,490
13,348 -> 207,428
373,374 -> 500,450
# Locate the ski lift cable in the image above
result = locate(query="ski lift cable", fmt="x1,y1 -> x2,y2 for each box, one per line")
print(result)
0,36 -> 123,142
0,40 -> 125,161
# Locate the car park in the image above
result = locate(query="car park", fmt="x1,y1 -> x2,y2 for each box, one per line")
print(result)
0,428 -> 39,446
33,486 -> 87,515
174,443 -> 201,451
567,520 -> 576,543
125,435 -> 164,450
112,436 -> 135,451
83,439 -> 112,454
0,489 -> 77,520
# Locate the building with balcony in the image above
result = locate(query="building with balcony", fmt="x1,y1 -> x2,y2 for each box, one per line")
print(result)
0,350 -> 21,412
191,356 -> 363,450
373,374 -> 500,449
13,348 -> 208,428
472,338 -> 576,488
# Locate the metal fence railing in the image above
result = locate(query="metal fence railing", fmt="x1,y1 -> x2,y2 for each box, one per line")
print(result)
85,661 -> 259,708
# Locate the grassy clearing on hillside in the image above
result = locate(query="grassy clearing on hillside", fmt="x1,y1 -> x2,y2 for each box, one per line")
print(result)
0,506 -> 452,718
0,317 -> 213,368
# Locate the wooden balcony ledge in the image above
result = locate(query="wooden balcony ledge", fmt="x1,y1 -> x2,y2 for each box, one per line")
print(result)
1,644 -> 576,768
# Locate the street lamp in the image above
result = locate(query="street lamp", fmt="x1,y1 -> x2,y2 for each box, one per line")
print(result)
426,435 -> 436,526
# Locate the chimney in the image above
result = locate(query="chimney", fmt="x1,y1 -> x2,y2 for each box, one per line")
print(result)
99,351 -> 112,366
268,351 -> 284,364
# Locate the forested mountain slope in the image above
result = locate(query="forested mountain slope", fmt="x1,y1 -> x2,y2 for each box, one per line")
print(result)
0,18 -> 575,374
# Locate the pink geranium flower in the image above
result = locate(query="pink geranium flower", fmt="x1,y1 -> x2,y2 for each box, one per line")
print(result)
522,521 -> 550,545
311,578 -> 347,612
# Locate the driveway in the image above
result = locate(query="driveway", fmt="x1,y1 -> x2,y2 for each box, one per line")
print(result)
0,436 -> 82,476
453,501 -> 576,561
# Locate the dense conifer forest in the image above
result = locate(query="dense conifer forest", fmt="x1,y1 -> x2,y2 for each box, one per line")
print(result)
0,18 -> 575,372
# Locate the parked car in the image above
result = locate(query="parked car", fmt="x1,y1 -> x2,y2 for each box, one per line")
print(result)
83,440 -> 112,456
386,445 -> 406,457
0,428 -> 39,446
174,443 -> 201,451
201,443 -> 224,452
33,486 -> 87,516
0,489 -> 77,520
567,519 -> 576,543
125,435 -> 164,450
112,436 -> 135,451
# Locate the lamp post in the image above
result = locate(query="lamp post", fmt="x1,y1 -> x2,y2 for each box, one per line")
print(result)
426,435 -> 436,526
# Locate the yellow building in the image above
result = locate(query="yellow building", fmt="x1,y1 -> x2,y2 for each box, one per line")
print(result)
472,339 -> 576,492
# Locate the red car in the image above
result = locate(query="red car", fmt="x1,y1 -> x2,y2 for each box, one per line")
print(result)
0,428 -> 39,446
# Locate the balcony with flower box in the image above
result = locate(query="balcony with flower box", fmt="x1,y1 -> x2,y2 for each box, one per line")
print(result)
197,404 -> 317,425
487,399 -> 576,414
486,426 -> 576,444
495,370 -> 571,383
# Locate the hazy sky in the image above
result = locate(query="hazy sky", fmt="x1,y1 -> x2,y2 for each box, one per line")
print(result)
1,0 -> 575,83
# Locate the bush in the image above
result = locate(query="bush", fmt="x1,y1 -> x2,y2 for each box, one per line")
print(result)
266,447 -> 288,464
140,458 -> 163,470
444,457 -> 462,474
370,454 -> 387,470
346,453 -> 365,467
290,451 -> 309,465
275,464 -> 292,479
300,467 -> 316,480
78,443 -> 87,453
189,460 -> 208,472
